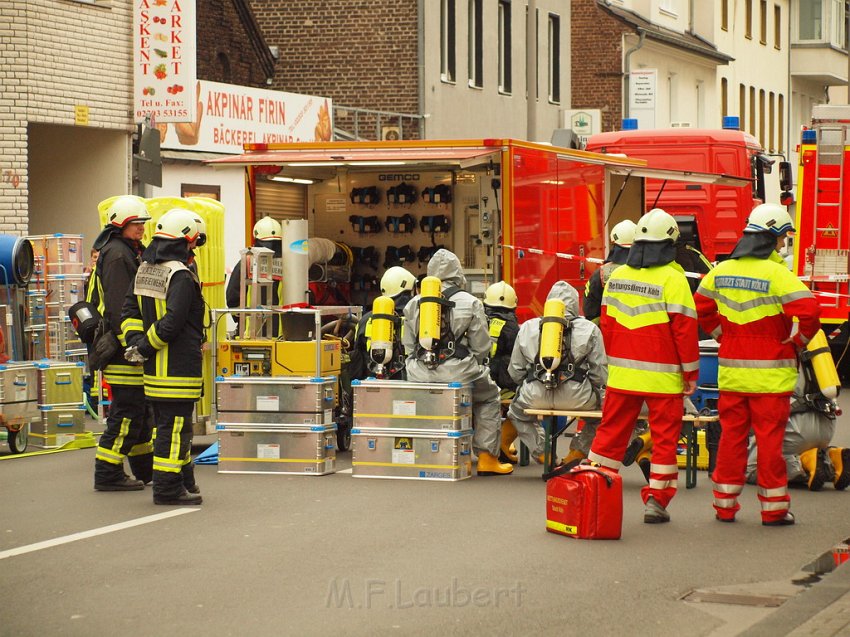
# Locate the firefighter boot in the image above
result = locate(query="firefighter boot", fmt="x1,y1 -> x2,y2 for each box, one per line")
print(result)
643,496 -> 670,524
623,431 -> 653,467
499,419 -> 519,464
94,459 -> 144,491
182,461 -> 201,494
477,452 -> 514,476
128,452 -> 153,486
153,489 -> 203,506
636,449 -> 652,483
828,447 -> 850,490
559,449 -> 586,471
800,448 -> 826,491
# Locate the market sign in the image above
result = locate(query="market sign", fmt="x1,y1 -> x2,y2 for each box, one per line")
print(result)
159,80 -> 334,153
133,0 -> 197,124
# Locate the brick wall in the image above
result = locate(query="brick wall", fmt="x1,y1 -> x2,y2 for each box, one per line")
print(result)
571,0 -> 629,133
253,0 -> 420,114
0,1 -> 28,234
197,1 -> 271,87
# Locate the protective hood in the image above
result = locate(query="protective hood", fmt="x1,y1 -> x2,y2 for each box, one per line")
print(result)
427,249 -> 467,289
625,240 -> 677,269
729,231 -> 776,260
92,225 -> 122,251
546,280 -> 580,318
394,291 -> 412,314
605,244 -> 630,265
142,237 -> 192,264
255,238 -> 282,258
485,305 -> 516,321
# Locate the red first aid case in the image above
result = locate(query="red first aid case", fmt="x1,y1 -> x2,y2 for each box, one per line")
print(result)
545,465 -> 623,540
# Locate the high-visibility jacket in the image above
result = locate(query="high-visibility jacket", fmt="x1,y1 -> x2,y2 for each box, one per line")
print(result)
601,261 -> 699,395
121,261 -> 205,401
694,251 -> 820,395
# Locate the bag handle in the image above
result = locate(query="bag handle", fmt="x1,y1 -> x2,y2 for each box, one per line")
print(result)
543,463 -> 615,486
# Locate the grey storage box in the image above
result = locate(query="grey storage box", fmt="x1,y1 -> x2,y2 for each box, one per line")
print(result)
0,362 -> 39,424
352,380 -> 472,432
35,360 -> 84,406
30,405 -> 86,448
351,427 -> 473,481
216,376 -> 336,425
217,422 -> 337,475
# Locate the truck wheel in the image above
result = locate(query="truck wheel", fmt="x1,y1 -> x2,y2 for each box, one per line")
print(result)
337,426 -> 351,452
8,426 -> 28,454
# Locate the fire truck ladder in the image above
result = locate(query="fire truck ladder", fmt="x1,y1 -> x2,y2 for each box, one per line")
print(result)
810,125 -> 848,308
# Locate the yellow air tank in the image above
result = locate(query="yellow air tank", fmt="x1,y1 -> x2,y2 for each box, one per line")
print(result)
806,329 -> 840,400
540,299 -> 566,373
418,276 -> 443,352
369,295 -> 396,366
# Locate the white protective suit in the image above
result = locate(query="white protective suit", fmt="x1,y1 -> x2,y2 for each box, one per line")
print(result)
507,281 -> 608,457
403,250 -> 502,458
746,370 -> 838,483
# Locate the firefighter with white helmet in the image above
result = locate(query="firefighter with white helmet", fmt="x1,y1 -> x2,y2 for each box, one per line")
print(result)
121,208 -> 206,505
349,266 -> 416,380
584,219 -> 636,323
402,249 -> 513,475
225,215 -> 283,309
90,195 -> 154,491
482,281 -> 522,462
695,202 -> 821,526
505,281 -> 607,466
588,208 -> 700,524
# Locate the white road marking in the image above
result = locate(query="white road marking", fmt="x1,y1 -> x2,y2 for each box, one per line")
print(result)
0,508 -> 200,560
338,468 -> 353,474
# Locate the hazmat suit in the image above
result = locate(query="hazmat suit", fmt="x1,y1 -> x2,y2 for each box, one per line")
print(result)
506,281 -> 607,461
403,249 -> 511,475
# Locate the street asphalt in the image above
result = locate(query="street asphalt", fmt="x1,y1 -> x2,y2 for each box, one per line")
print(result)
1,410 -> 849,637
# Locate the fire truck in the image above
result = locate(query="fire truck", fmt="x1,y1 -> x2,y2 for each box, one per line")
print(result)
210,138 -> 747,321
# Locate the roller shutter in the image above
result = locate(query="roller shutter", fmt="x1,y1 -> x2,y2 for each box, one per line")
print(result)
255,181 -> 306,221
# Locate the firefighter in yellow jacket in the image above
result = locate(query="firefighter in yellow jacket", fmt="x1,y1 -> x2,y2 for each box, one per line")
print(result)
121,208 -> 206,506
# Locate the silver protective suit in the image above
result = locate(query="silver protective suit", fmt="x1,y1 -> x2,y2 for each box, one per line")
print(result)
402,250 -> 502,458
506,281 -> 608,457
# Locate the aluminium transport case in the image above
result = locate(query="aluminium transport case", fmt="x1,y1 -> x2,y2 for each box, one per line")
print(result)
0,362 -> 40,424
35,360 -> 85,406
352,380 -> 472,432
216,422 -> 337,475
29,405 -> 87,448
216,376 -> 336,425
351,427 -> 473,481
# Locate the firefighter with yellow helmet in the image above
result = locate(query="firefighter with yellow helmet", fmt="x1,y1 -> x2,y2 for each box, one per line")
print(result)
695,203 -> 821,526
584,219 -> 636,323
225,215 -> 283,310
122,208 -> 206,505
588,208 -> 699,524
402,249 -> 512,475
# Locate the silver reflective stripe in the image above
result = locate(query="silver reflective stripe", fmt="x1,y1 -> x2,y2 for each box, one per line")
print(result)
712,291 -> 782,312
650,478 -> 678,490
681,360 -> 700,372
711,326 -> 722,339
650,463 -> 678,475
605,296 -> 667,317
778,290 -> 814,304
699,287 -> 720,300
713,482 -> 744,495
666,303 -> 697,319
799,332 -> 811,345
719,358 -> 797,369
608,357 -> 682,374
758,486 -> 788,498
714,497 -> 737,507
587,451 -> 622,471
761,501 -> 789,512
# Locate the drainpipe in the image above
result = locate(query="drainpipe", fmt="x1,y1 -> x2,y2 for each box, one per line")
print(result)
623,28 -> 646,119
527,0 -> 538,141
417,0 -> 426,139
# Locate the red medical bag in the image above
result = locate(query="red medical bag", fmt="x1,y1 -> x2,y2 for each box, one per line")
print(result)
545,465 -> 623,540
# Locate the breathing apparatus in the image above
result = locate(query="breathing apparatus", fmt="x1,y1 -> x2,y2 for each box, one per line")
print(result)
368,295 -> 398,378
417,276 -> 443,368
802,329 -> 841,404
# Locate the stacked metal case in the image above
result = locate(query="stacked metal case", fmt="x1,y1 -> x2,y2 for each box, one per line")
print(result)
216,376 -> 337,475
0,361 -> 40,433
351,380 -> 474,481
27,235 -> 88,362
30,360 -> 86,448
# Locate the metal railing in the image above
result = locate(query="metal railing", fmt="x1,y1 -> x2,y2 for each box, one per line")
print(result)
332,105 -> 426,141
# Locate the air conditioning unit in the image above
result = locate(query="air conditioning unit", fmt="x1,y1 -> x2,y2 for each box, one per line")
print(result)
671,121 -> 692,128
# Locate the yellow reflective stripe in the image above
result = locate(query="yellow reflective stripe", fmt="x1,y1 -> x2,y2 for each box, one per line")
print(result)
95,446 -> 124,464
489,318 -> 505,357
110,417 -> 131,454
129,441 -> 153,456
122,317 -> 144,331
144,375 -> 202,386
170,416 -> 184,467
144,387 -> 202,400
608,365 -> 683,394
718,366 -> 796,394
153,458 -> 183,473
147,324 -> 166,350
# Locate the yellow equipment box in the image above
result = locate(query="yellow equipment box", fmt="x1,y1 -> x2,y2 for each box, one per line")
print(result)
217,339 -> 341,377
676,429 -> 710,471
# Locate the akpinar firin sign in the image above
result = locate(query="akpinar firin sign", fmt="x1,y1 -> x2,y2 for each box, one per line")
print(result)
133,0 -> 197,124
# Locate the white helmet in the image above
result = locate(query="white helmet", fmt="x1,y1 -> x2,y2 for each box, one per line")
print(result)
634,208 -> 680,243
744,203 -> 795,236
484,281 -> 518,309
253,216 -> 282,242
154,208 -> 201,243
610,219 -> 637,247
380,266 -> 416,298
193,216 -> 207,247
107,196 -> 151,228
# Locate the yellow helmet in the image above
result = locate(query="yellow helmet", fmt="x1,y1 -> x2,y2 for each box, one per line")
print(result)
484,281 -> 518,309
634,208 -> 680,243
745,203 -> 795,236
610,220 -> 637,247
154,208 -> 201,243
106,196 -> 151,228
380,266 -> 416,298
253,216 -> 282,242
